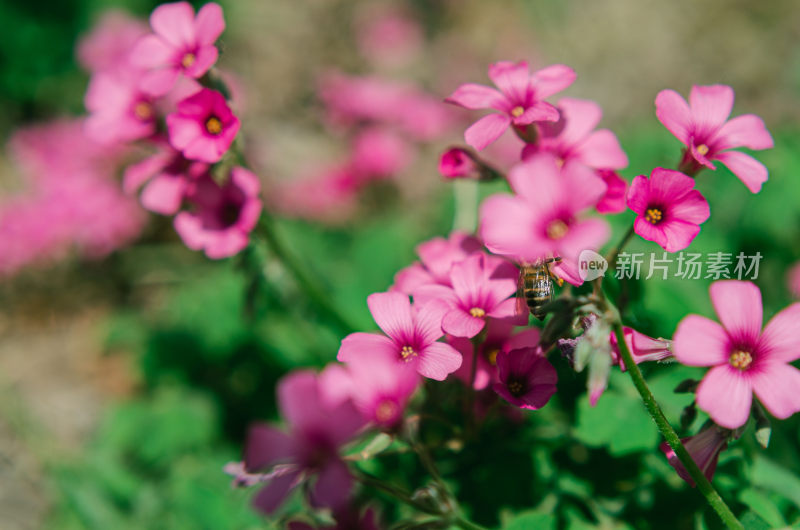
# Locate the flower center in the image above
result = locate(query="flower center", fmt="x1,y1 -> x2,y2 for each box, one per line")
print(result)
546,219 -> 568,240
508,379 -> 524,397
511,106 -> 525,118
555,156 -> 565,168
205,116 -> 223,135
181,52 -> 196,69
645,207 -> 663,225
729,349 -> 753,371
375,400 -> 398,423
133,101 -> 153,121
400,345 -> 417,362
696,143 -> 709,156
486,348 -> 500,366
469,307 -> 486,318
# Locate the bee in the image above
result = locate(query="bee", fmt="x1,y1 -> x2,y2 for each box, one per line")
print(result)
516,257 -> 563,321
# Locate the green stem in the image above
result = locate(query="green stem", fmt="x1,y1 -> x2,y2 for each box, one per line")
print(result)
611,322 -> 743,529
605,224 -> 636,270
255,212 -> 355,335
354,470 -> 440,515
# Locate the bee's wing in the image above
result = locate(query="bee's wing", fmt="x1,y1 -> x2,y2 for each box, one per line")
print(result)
515,268 -> 529,318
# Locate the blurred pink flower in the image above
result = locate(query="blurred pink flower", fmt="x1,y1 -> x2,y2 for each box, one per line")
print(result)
414,253 -> 523,338
439,147 -> 480,179
788,262 -> 800,298
337,292 -> 462,381
174,167 -> 261,259
271,164 -> 360,223
76,10 -> 148,75
350,127 -> 413,179
627,167 -> 710,252
445,61 -> 575,150
84,72 -> 158,145
609,326 -> 672,371
655,85 -> 774,192
493,347 -> 557,410
673,280 -> 800,429
660,424 -> 729,486
244,370 -> 365,515
480,153 -> 609,283
392,231 -> 483,294
595,169 -> 628,214
166,88 -> 239,163
356,6 -> 423,68
523,97 -> 628,170
131,1 -> 225,96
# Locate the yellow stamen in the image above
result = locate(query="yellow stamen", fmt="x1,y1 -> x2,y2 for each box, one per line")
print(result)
181,53 -> 196,69
729,349 -> 753,371
645,207 -> 663,224
511,106 -> 525,118
400,345 -> 417,362
469,307 -> 486,318
508,380 -> 524,396
205,116 -> 223,135
375,400 -> 398,423
546,219 -> 568,240
133,101 -> 153,121
555,157 -> 565,168
486,348 -> 500,366
696,144 -> 709,156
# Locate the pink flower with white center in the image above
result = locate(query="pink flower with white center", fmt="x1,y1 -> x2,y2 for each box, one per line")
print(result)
244,370 -> 365,515
660,424 -> 730,486
392,231 -> 483,294
450,320 -> 541,390
413,253 -> 523,338
77,10 -> 148,75
787,262 -> 800,298
673,280 -> 800,429
627,167 -> 710,253
609,326 -> 672,371
123,144 -> 208,215
479,153 -> 610,284
321,351 -> 420,430
595,169 -> 628,214
522,97 -> 628,171
493,347 -> 558,410
166,88 -> 239,163
84,72 -> 157,145
337,292 -> 462,381
130,2 -> 224,96
445,61 -> 576,150
174,167 -> 261,259
655,85 -> 774,192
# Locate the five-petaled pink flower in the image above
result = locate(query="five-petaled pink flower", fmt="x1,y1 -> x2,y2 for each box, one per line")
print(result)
131,1 -> 225,96
244,370 -> 365,514
166,88 -> 239,163
413,253 -> 523,338
337,292 -> 462,381
655,85 -> 774,192
84,72 -> 157,145
174,166 -> 262,259
493,347 -> 557,410
480,153 -> 610,285
673,280 -> 800,429
445,61 -> 576,150
627,167 -> 710,253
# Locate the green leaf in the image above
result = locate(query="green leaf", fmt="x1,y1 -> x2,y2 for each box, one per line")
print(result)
502,510 -> 556,530
573,390 -> 659,455
751,456 -> 800,509
738,488 -> 786,528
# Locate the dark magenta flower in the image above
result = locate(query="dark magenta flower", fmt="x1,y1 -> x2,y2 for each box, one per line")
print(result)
493,347 -> 557,410
660,424 -> 730,486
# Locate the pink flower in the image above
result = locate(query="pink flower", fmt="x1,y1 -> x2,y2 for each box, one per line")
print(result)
76,10 -> 148,75
627,167 -> 710,253
439,148 -> 480,179
166,88 -> 240,163
493,347 -> 557,410
174,167 -> 262,259
321,352 -> 420,430
355,6 -> 422,68
445,61 -> 576,150
244,370 -> 365,514
123,144 -> 208,215
450,320 -> 541,390
660,424 -> 730,486
413,253 -> 523,338
84,72 -> 157,145
272,164 -> 360,224
337,292 -> 462,381
392,231 -> 483,294
480,153 -> 610,284
595,169 -> 628,214
131,2 -> 225,96
349,127 -> 413,179
655,85 -> 774,192
609,326 -> 672,371
787,262 -> 800,298
673,280 -> 800,429
522,97 -> 628,171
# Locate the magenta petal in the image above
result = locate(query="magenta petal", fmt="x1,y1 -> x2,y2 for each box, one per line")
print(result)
412,284 -> 458,311
562,160 -> 608,209
655,89 -> 692,144
445,83 -> 507,111
185,45 -> 218,78
710,280 -> 763,342
337,333 -> 397,364
417,342 -> 462,381
696,365 -> 753,429
140,67 -> 181,97
488,61 -> 530,102
715,114 -> 774,151
140,174 -> 187,215
487,298 -> 523,322
751,362 -> 800,420
669,190 -> 710,225
504,328 -> 541,351
245,424 -> 294,471
519,357 -> 558,410
130,34 -> 174,68
194,2 -> 225,45
633,215 -> 666,248
575,129 -> 629,169
442,308 -> 485,338
413,298 -> 450,345
714,150 -> 768,193
760,303 -> 800,363
626,174 -> 650,214
530,64 -> 576,99
689,85 -> 735,133
150,1 -> 195,48
658,219 -> 701,252
253,471 -> 300,515
277,371 -> 320,429
673,315 -> 730,366
366,291 -> 415,341
479,194 -> 541,260
556,97 -> 602,146
514,101 -> 559,124
558,217 -> 610,259
464,113 -> 512,151
310,459 -> 352,510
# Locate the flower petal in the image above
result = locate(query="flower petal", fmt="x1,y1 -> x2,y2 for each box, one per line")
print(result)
655,89 -> 692,144
488,61 -> 530,103
194,2 -> 225,45
464,113 -> 511,151
310,459 -> 352,510
759,303 -> 800,363
150,1 -> 196,48
244,424 -> 294,471
252,471 -> 300,515
530,64 -> 576,99
751,362 -> 800,420
367,291 -> 415,341
714,114 -> 774,151
337,333 -> 398,364
574,129 -> 629,170
673,314 -> 730,366
689,85 -> 735,135
714,150 -> 768,193
442,308 -> 485,338
417,342 -> 462,380
445,83 -> 507,110
668,189 -> 710,226
710,280 -> 762,344
696,365 -> 753,429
